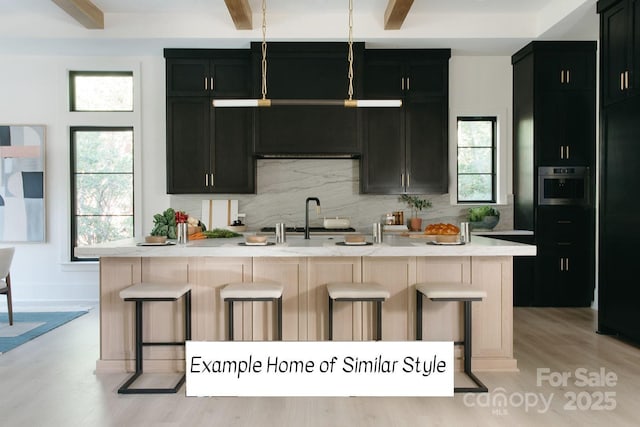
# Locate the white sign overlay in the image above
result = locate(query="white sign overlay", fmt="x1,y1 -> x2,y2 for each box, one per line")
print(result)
186,341 -> 453,397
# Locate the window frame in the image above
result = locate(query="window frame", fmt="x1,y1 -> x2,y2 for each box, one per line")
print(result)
69,70 -> 134,112
456,116 -> 497,204
70,126 -> 135,262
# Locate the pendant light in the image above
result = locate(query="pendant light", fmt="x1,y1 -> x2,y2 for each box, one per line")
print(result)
343,0 -> 402,108
212,0 -> 401,108
212,0 -> 271,107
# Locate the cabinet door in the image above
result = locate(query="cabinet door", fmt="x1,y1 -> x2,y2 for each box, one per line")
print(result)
166,97 -> 211,193
537,90 -> 594,165
536,246 -> 591,306
536,206 -> 590,246
537,52 -> 593,91
211,58 -> 251,98
601,1 -> 630,105
211,108 -> 255,193
406,60 -> 449,97
363,60 -> 404,98
631,0 -> 640,96
360,107 -> 404,194
405,97 -> 448,193
166,59 -> 210,97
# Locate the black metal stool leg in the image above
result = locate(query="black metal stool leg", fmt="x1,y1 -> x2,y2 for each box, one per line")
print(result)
227,300 -> 234,341
277,296 -> 283,340
135,300 -> 143,374
376,300 -> 382,341
416,290 -> 423,340
328,296 -> 333,340
454,300 -> 488,393
185,290 -> 192,340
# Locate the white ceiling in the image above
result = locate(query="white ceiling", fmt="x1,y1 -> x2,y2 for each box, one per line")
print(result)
0,0 -> 599,56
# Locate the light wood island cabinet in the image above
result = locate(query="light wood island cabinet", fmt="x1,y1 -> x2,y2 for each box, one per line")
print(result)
96,251 -> 519,373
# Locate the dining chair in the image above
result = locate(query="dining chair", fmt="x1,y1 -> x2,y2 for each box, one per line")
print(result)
0,247 -> 16,325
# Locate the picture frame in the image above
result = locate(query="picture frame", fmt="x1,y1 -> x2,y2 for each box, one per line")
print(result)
0,125 -> 46,242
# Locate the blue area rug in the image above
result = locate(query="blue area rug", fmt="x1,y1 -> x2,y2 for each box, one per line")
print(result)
0,311 -> 88,354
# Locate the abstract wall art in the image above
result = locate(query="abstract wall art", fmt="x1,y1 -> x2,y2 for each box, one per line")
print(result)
0,125 -> 45,242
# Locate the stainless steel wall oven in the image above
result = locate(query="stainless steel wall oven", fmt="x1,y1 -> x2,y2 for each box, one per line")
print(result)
537,166 -> 590,206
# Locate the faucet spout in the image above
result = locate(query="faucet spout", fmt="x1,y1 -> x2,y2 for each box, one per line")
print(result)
304,197 -> 321,239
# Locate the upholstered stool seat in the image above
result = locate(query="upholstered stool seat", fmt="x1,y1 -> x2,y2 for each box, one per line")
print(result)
118,282 -> 192,394
327,282 -> 390,341
416,282 -> 487,393
220,282 -> 284,341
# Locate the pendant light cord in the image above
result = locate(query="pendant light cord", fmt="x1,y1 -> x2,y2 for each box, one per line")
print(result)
261,0 -> 268,100
347,0 -> 354,101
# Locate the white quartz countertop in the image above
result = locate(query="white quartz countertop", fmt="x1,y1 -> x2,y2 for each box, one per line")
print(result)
75,234 -> 536,258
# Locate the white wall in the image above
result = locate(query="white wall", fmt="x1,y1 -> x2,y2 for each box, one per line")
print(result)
0,52 -> 514,304
0,54 -> 168,304
449,55 -> 514,205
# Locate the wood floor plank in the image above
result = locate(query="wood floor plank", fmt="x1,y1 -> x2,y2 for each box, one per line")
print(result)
0,307 -> 638,425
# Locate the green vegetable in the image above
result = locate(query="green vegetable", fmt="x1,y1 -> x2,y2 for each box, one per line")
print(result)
468,206 -> 500,222
202,228 -> 242,238
151,208 -> 177,238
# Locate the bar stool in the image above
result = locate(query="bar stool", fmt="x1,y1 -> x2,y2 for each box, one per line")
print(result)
327,282 -> 390,341
416,282 -> 487,393
118,282 -> 192,394
220,282 -> 284,341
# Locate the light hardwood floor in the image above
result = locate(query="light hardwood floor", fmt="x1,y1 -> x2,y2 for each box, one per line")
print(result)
0,307 -> 638,426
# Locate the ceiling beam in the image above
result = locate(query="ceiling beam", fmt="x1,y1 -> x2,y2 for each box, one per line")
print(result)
224,0 -> 253,30
384,0 -> 414,30
51,0 -> 104,29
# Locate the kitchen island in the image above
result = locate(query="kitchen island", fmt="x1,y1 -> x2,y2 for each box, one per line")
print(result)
77,235 -> 535,374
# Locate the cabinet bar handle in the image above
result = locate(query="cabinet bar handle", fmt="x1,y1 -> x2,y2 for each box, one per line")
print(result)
566,257 -> 569,271
211,173 -> 215,187
211,77 -> 214,91
567,70 -> 570,84
561,70 -> 565,84
204,77 -> 208,90
621,72 -> 625,91
401,78 -> 405,91
205,173 -> 209,186
566,145 -> 570,159
407,173 -> 410,188
625,71 -> 629,89
407,77 -> 410,91
560,146 -> 564,159
560,258 -> 564,271
401,174 -> 405,187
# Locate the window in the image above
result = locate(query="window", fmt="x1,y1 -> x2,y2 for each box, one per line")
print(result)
457,117 -> 497,203
71,128 -> 134,261
69,71 -> 133,112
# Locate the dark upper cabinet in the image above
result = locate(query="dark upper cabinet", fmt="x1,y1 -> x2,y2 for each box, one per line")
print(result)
253,42 -> 362,156
536,52 -> 594,91
536,89 -> 596,165
598,0 -> 640,106
360,49 -> 450,194
164,49 -> 255,194
165,53 -> 251,98
512,41 -> 596,229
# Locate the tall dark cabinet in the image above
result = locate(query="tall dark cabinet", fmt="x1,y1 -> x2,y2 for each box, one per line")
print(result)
164,49 -> 255,194
360,49 -> 450,194
597,0 -> 640,344
512,41 -> 596,307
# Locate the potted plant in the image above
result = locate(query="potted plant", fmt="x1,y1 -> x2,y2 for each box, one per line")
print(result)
468,206 -> 500,230
399,195 -> 432,231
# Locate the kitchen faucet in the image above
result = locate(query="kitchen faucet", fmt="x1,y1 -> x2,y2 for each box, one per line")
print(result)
304,197 -> 321,239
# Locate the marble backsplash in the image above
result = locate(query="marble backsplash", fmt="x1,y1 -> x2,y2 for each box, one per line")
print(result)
169,159 -> 513,232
